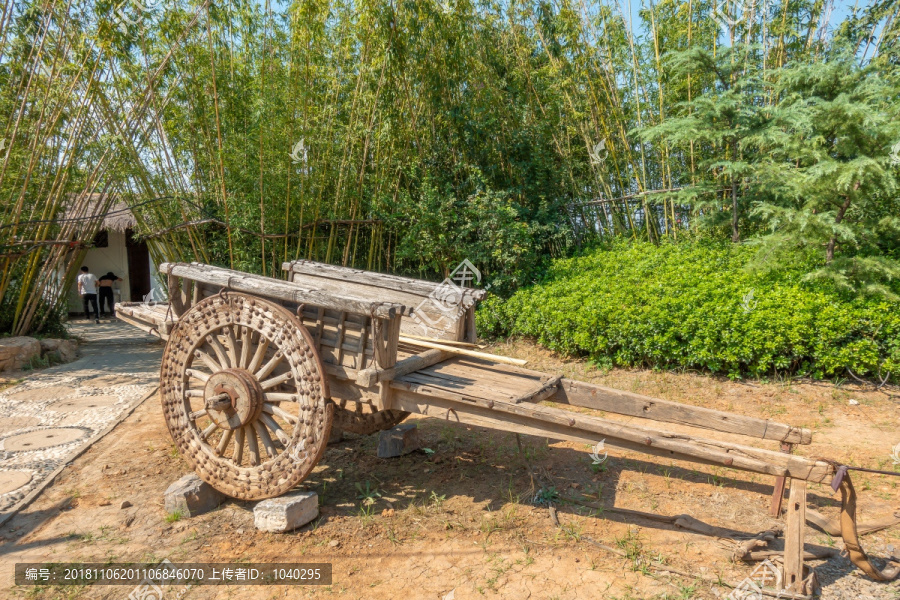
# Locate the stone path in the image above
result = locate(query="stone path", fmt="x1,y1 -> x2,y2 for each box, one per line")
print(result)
0,320 -> 162,524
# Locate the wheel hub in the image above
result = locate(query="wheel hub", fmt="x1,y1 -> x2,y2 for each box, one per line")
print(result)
204,369 -> 263,430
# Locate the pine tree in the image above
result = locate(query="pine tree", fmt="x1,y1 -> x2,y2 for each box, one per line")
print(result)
638,45 -> 767,243
746,48 -> 900,297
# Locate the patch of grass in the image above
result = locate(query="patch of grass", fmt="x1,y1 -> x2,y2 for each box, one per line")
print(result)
559,520 -> 583,541
165,510 -> 183,523
615,528 -> 646,572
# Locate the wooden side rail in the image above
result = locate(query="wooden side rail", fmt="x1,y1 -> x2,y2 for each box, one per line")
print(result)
283,259 -> 485,342
161,262 -> 413,319
282,259 -> 486,304
549,378 -> 811,445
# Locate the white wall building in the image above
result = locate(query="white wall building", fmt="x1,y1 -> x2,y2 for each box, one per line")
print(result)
66,200 -> 155,314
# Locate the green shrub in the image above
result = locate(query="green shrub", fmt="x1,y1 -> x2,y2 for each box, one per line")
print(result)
477,239 -> 900,380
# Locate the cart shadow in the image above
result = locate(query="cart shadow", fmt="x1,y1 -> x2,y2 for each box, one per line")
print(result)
305,418 -> 845,542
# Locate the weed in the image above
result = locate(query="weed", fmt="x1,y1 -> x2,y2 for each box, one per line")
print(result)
615,528 -> 647,572
181,529 -> 200,544
358,503 -> 375,526
677,584 -> 697,599
429,490 -> 447,509
165,510 -> 183,523
386,526 -> 402,545
356,481 -> 382,506
559,521 -> 583,541
532,487 -> 559,505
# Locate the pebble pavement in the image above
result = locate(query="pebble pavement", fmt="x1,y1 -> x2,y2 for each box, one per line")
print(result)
0,319 -> 161,523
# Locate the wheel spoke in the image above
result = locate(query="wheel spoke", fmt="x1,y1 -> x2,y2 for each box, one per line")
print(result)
205,335 -> 230,369
260,371 -> 293,390
246,425 -> 260,466
264,392 -> 296,402
263,403 -> 298,424
232,427 -> 244,464
253,420 -> 278,458
189,409 -> 207,421
200,422 -> 217,442
185,389 -> 204,398
247,337 -> 270,373
223,327 -> 239,367
255,351 -> 284,380
185,368 -> 210,383
259,412 -> 291,445
239,327 -> 251,369
194,349 -> 222,372
215,429 -> 233,456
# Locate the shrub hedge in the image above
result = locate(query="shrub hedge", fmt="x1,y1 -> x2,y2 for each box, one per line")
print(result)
476,240 -> 900,380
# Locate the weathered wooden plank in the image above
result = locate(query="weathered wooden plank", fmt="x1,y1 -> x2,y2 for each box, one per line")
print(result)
355,348 -> 454,387
512,376 -> 561,404
784,480 -> 808,592
412,359 -> 547,396
551,378 -> 811,445
390,380 -> 834,483
282,259 -> 486,302
160,262 -> 411,318
398,369 -> 537,402
115,302 -> 174,340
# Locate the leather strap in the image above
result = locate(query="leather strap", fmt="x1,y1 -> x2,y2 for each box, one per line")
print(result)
837,473 -> 900,581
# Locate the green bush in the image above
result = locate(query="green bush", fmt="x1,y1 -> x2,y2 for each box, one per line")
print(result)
476,239 -> 900,380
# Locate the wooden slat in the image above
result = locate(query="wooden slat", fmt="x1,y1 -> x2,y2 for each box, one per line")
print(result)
160,262 -> 411,318
398,337 -> 527,366
551,378 -> 811,445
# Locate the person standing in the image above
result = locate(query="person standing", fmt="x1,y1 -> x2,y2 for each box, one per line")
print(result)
98,271 -> 122,318
77,266 -> 100,323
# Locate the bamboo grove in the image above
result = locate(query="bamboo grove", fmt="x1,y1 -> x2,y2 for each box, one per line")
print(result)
1,0 -> 897,335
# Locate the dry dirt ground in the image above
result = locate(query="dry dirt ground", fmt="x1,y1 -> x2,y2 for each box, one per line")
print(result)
2,339 -> 899,600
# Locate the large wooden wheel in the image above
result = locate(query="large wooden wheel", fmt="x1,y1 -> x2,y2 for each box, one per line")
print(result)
160,293 -> 332,500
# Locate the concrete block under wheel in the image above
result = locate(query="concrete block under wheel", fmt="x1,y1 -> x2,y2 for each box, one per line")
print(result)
377,423 -> 420,458
164,473 -> 226,518
254,491 -> 319,533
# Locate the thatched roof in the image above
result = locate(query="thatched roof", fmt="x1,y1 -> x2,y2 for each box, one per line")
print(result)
63,193 -> 137,232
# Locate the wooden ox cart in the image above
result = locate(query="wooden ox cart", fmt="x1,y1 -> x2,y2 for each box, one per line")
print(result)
116,260 -> 899,594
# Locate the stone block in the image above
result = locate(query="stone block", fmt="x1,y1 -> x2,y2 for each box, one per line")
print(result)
254,491 -> 318,533
164,473 -> 225,518
39,339 -> 78,363
377,423 -> 420,458
0,337 -> 41,372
